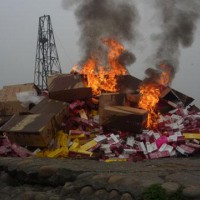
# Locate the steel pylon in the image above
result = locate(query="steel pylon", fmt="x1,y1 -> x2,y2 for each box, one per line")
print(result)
34,15 -> 62,90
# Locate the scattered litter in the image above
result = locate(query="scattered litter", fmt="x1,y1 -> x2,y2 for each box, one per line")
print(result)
0,76 -> 200,162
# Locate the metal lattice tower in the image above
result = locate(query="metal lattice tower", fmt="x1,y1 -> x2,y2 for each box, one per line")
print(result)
34,15 -> 62,90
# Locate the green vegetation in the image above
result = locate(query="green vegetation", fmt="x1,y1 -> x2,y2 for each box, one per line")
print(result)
140,184 -> 184,200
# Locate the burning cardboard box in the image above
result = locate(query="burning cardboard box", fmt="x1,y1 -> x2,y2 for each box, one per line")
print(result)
0,83 -> 40,116
0,113 -> 56,147
48,74 -> 92,102
117,75 -> 141,93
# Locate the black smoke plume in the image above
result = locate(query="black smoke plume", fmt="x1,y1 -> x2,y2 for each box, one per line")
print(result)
62,0 -> 138,66
118,51 -> 136,67
148,0 -> 200,84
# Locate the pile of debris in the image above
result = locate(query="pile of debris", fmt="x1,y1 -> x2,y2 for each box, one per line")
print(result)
0,135 -> 32,157
0,74 -> 199,162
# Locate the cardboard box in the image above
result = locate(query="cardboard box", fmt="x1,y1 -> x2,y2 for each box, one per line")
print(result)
159,87 -> 194,108
0,113 -> 56,147
30,98 -> 69,128
117,75 -> 142,92
101,106 -> 148,133
0,83 -> 40,115
99,93 -> 125,124
0,115 -> 12,127
48,74 -> 92,102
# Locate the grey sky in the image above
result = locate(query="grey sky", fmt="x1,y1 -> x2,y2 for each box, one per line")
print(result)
0,0 -> 200,107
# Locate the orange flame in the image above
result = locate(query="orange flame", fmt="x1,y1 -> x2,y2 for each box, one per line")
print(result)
72,38 -> 128,95
138,83 -> 161,128
139,63 -> 172,129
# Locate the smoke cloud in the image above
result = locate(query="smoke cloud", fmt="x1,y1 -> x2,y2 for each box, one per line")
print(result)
62,0 -> 139,66
118,51 -> 136,67
61,0 -> 81,9
150,0 -> 200,83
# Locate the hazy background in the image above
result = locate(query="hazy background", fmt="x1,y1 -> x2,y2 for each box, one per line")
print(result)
0,0 -> 200,107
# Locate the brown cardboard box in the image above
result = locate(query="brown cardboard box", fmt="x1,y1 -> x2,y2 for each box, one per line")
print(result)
160,87 -> 194,107
0,115 -> 12,127
117,75 -> 142,92
0,113 -> 56,147
30,98 -> 69,129
101,106 -> 148,133
0,83 -> 40,115
99,93 -> 125,124
48,74 -> 92,102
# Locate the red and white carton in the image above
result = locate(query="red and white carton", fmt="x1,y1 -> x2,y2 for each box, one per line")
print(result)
105,153 -> 116,158
156,136 -> 168,148
136,134 -> 145,141
166,131 -> 175,136
153,132 -> 161,140
170,150 -> 177,157
139,142 -> 148,155
177,118 -> 184,125
174,131 -> 182,136
168,135 -> 177,142
176,146 -> 186,155
159,143 -> 168,152
183,108 -> 188,115
151,142 -> 158,152
94,135 -> 107,143
146,130 -> 154,137
149,151 -> 170,159
146,142 -> 153,153
157,115 -> 166,123
69,100 -> 85,110
89,143 -> 101,152
134,140 -> 141,147
114,149 -> 121,157
100,144 -> 111,151
110,134 -> 120,144
119,154 -> 129,159
149,152 -> 158,159
179,124 -> 185,130
107,138 -> 115,145
157,122 -> 166,129
126,136 -> 135,147
170,123 -> 179,130
169,109 -> 178,114
171,114 -> 181,121
144,134 -> 150,142
93,115 -> 99,124
159,151 -> 170,158
165,144 -> 174,154
186,142 -> 200,149
177,136 -> 185,144
192,139 -> 200,144
179,144 -> 195,154
104,148 -> 112,154
123,149 -> 137,155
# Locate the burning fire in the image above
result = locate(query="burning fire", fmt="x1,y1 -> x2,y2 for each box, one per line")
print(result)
72,38 -> 128,95
139,63 -> 172,129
